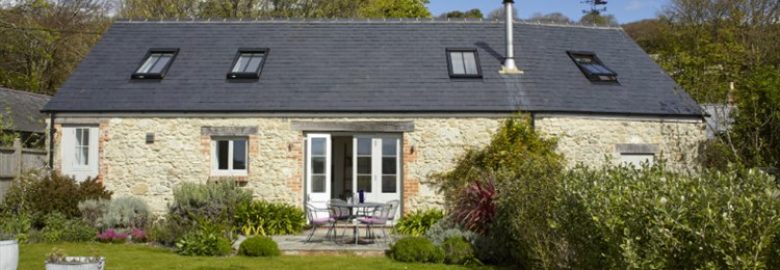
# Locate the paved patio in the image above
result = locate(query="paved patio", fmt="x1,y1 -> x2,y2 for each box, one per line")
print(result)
272,227 -> 397,256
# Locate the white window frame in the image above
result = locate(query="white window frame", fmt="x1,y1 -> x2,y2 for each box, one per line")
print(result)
73,127 -> 91,168
211,137 -> 248,176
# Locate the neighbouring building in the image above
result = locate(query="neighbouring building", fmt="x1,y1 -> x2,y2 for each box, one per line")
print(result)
42,5 -> 706,215
0,87 -> 50,148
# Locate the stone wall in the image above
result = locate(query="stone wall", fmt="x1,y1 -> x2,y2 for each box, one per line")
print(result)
53,116 -> 502,213
534,114 -> 706,170
52,114 -> 705,214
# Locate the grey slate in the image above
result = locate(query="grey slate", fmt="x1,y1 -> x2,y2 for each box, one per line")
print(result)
0,87 -> 51,133
43,20 -> 703,117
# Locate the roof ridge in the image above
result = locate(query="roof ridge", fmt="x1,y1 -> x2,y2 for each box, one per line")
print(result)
0,87 -> 51,99
112,18 -> 622,30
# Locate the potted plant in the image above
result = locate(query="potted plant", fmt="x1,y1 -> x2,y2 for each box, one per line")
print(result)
0,232 -> 19,270
45,248 -> 104,270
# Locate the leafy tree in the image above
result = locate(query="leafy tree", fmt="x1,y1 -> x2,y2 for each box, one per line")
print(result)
358,0 -> 430,19
486,6 -> 518,20
439,8 -> 483,19
579,12 -> 617,26
730,66 -> 780,169
528,12 -> 572,24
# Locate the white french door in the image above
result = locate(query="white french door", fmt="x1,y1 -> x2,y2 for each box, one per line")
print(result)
306,134 -> 331,208
352,135 -> 401,215
61,126 -> 99,182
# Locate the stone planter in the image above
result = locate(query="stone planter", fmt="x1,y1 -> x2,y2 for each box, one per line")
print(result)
45,257 -> 104,270
0,239 -> 19,270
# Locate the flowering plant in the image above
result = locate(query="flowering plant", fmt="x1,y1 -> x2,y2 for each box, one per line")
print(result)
96,229 -> 128,243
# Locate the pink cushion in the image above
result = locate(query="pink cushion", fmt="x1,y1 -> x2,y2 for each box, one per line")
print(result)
311,217 -> 333,225
358,217 -> 385,224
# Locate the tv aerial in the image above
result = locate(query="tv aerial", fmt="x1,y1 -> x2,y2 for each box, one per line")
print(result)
581,0 -> 608,15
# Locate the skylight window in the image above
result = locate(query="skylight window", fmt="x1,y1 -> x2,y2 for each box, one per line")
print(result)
228,49 -> 268,79
567,51 -> 618,82
132,49 -> 178,79
447,48 -> 482,78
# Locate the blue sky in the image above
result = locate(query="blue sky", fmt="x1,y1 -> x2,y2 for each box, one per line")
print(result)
427,0 -> 668,24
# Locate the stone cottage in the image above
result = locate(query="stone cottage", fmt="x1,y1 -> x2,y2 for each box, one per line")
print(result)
42,8 -> 705,214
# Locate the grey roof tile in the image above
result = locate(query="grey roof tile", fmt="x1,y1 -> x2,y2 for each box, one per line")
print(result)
44,20 -> 702,117
0,87 -> 51,133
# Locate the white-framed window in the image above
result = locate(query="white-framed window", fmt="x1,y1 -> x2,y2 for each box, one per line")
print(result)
74,128 -> 91,167
211,137 -> 248,176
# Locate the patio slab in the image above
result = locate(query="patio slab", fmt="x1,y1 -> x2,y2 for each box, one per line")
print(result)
273,227 -> 395,256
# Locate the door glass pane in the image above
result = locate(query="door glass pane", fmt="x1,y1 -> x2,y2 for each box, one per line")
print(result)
357,138 -> 372,155
217,140 -> 229,170
312,175 -> 326,193
382,176 -> 396,193
311,138 -> 326,156
382,139 -> 397,157
357,157 -> 371,174
233,140 -> 246,170
357,175 -> 372,193
382,157 -> 396,174
450,52 -> 465,74
312,157 -> 326,174
80,146 -> 89,166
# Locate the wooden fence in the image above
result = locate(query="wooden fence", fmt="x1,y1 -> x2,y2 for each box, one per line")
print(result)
0,138 -> 48,201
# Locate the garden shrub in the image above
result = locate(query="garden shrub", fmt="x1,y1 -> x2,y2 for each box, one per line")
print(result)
36,212 -> 95,243
389,236 -> 444,263
441,236 -> 478,265
77,199 -> 109,228
0,211 -> 31,242
97,229 -> 128,243
238,236 -> 280,257
130,228 -> 146,242
234,200 -> 305,236
169,181 -> 251,227
3,172 -> 111,226
103,197 -> 150,229
558,165 -> 780,269
394,209 -> 444,237
61,220 -> 97,242
176,220 -> 233,256
424,217 -> 476,246
148,218 -> 189,247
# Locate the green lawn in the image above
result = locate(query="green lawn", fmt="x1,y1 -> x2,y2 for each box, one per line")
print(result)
20,243 -> 499,270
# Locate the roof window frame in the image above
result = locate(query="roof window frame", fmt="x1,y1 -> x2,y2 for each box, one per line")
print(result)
567,50 -> 619,83
446,48 -> 483,79
227,48 -> 269,80
131,48 -> 179,80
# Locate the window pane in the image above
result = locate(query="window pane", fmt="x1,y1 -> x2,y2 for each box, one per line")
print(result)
357,138 -> 372,155
149,54 -> 172,74
357,175 -> 372,193
312,175 -> 326,193
137,54 -> 160,73
81,146 -> 89,166
311,138 -> 326,156
382,157 -> 396,174
233,140 -> 246,170
217,140 -> 229,170
244,55 -> 264,73
232,55 -> 250,72
382,139 -> 396,157
312,157 -> 325,174
357,157 -> 371,174
462,52 -> 478,75
450,52 -> 465,75
382,176 -> 396,193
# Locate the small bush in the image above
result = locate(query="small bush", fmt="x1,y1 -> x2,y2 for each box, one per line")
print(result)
176,220 -> 233,256
441,237 -> 478,265
104,197 -> 150,229
148,217 -> 191,247
61,220 -> 97,242
3,172 -> 111,226
235,200 -> 305,236
390,237 -> 444,263
130,228 -> 146,242
238,236 -> 280,257
0,211 -> 31,242
40,212 -> 68,243
77,199 -> 109,228
170,181 -> 251,227
394,210 -> 444,237
424,217 -> 476,246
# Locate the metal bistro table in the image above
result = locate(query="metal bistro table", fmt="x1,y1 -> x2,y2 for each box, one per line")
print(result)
329,201 -> 384,245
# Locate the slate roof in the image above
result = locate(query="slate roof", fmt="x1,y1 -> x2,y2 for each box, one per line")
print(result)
43,20 -> 703,117
0,87 -> 51,133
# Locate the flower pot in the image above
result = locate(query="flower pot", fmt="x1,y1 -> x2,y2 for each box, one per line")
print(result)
0,240 -> 19,270
45,257 -> 104,270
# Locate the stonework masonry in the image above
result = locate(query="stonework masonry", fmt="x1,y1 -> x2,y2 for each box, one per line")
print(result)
534,114 -> 706,170
52,114 -> 705,214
